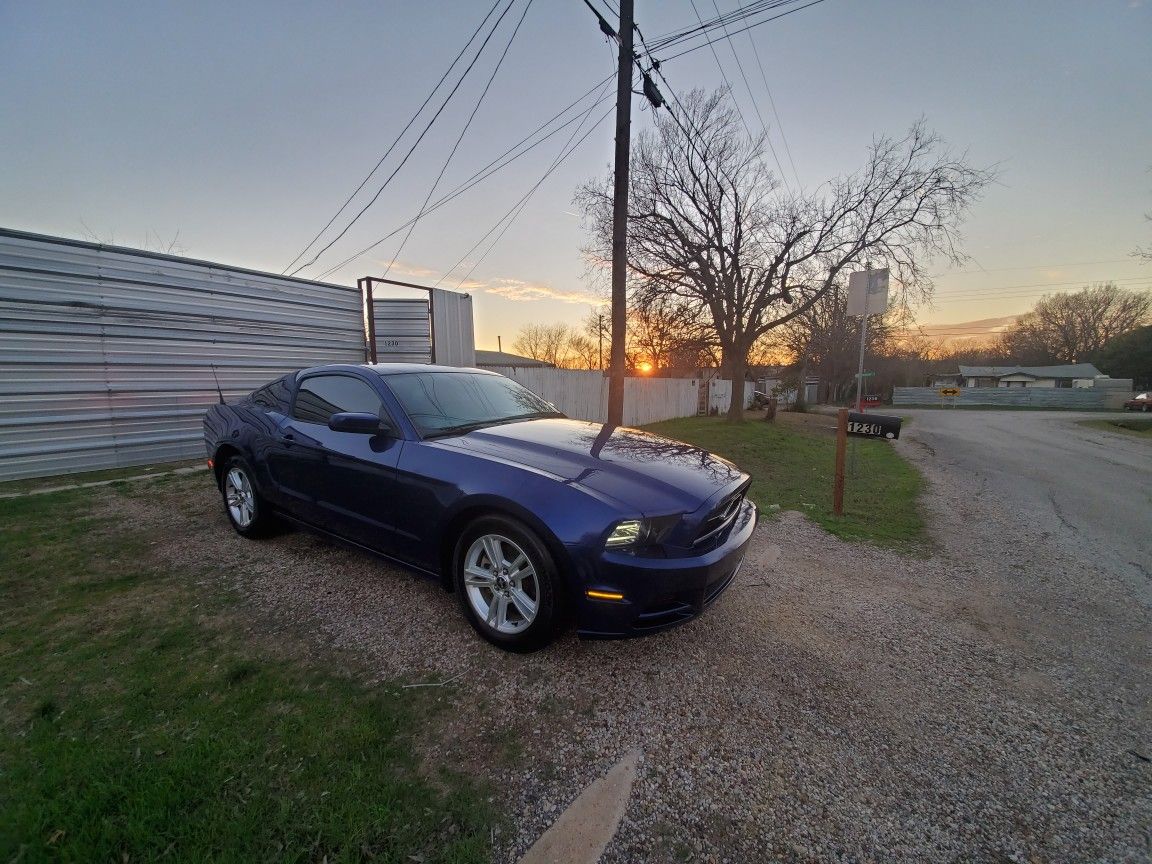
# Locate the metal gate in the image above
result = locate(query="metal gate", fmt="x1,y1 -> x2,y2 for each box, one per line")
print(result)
360,277 -> 475,367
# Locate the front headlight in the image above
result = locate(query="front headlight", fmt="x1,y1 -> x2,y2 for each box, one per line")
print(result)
605,519 -> 643,548
604,515 -> 681,550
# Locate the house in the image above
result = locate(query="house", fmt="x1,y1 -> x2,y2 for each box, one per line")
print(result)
753,365 -> 820,405
474,350 -> 555,369
931,363 -> 1105,389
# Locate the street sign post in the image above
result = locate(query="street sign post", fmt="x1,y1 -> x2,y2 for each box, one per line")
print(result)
847,268 -> 890,412
938,386 -> 960,408
847,269 -> 890,316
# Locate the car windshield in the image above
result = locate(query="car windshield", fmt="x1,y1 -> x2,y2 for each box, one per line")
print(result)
383,371 -> 564,436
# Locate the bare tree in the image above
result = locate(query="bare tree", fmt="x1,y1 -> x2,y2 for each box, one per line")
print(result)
511,323 -> 574,367
627,294 -> 715,372
565,333 -> 600,370
773,282 -> 895,403
1135,166 -> 1151,262
1092,324 -> 1152,388
997,283 -> 1152,364
577,90 -> 992,420
78,221 -> 185,254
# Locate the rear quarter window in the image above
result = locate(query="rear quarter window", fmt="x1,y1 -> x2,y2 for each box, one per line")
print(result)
249,376 -> 292,413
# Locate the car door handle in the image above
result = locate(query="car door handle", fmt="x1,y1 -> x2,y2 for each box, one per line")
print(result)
280,433 -> 295,446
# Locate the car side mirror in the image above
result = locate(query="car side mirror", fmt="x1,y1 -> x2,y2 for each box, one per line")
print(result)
328,412 -> 389,435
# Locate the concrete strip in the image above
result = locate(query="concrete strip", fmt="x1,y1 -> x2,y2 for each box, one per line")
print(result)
0,465 -> 207,499
518,748 -> 641,864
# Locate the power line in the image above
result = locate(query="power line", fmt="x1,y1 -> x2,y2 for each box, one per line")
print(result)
281,0 -> 505,274
930,257 -> 1137,277
312,78 -> 616,281
936,288 -> 1152,305
742,20 -> 801,188
436,77 -> 617,288
932,274 -> 1152,298
703,0 -> 792,188
290,0 -> 519,277
380,0 -> 534,279
449,102 -> 616,290
645,0 -> 811,51
686,0 -> 769,179
658,0 -> 828,62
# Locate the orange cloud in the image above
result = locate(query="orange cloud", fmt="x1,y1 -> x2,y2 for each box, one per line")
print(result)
467,277 -> 602,305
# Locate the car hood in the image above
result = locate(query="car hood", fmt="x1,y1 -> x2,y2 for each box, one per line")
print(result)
433,418 -> 746,514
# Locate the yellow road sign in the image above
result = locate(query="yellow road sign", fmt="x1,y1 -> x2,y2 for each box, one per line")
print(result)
938,387 -> 961,397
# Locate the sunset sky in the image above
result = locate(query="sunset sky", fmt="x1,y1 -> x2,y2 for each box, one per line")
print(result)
2,0 -> 1149,350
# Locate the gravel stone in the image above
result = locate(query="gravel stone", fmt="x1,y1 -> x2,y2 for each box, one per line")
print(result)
108,430 -> 1151,863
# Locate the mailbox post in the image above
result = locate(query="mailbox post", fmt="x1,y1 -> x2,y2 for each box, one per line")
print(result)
845,411 -> 902,440
833,410 -> 902,517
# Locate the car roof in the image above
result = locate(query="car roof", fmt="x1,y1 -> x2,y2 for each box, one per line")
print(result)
296,363 -> 495,379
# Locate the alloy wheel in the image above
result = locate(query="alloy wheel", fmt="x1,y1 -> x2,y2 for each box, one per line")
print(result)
463,533 -> 539,634
225,467 -> 256,528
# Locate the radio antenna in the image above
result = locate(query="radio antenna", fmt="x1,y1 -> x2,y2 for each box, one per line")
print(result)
210,365 -> 225,404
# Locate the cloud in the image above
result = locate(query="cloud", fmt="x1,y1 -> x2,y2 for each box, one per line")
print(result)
367,259 -> 441,280
469,276 -> 602,305
363,258 -> 603,305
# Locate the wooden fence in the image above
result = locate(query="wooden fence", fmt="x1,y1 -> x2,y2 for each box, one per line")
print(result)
484,367 -> 704,426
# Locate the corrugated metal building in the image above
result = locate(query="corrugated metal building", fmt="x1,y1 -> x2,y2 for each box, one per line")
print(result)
0,228 -> 473,481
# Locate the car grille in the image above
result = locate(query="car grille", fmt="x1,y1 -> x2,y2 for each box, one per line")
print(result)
693,487 -> 747,548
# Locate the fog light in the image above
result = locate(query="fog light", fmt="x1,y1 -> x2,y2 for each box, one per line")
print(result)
586,589 -> 625,601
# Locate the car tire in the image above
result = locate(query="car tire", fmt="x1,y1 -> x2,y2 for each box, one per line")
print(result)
220,455 -> 277,538
453,515 -> 563,653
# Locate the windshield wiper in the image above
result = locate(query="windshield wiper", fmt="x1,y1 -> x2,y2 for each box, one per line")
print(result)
422,411 -> 565,439
422,420 -> 496,439
501,410 -> 566,422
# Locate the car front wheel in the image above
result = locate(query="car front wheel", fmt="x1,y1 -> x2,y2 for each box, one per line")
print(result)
453,516 -> 562,652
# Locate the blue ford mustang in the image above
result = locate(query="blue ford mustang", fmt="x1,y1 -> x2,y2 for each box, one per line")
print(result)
203,364 -> 757,651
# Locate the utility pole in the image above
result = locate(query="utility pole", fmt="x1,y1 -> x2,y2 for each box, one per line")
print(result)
606,0 -> 634,427
497,335 -> 502,353
598,313 -> 604,371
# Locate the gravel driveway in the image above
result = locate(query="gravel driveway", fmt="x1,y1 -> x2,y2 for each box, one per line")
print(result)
140,412 -> 1150,863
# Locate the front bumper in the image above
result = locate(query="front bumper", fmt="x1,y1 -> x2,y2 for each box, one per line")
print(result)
574,498 -> 758,638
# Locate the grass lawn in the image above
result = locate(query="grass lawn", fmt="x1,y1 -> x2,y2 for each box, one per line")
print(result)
0,486 -> 493,863
645,414 -> 926,549
1078,416 -> 1152,440
0,459 -> 204,496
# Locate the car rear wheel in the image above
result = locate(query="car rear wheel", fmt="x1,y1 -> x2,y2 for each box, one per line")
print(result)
221,456 -> 276,538
453,516 -> 562,652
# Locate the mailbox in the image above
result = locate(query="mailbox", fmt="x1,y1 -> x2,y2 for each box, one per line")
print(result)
845,411 -> 901,440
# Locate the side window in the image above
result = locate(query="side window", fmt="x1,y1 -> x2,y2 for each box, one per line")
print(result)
292,375 -> 382,424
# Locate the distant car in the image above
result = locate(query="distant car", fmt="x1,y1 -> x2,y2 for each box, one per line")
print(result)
1124,392 -> 1151,412
203,364 -> 756,652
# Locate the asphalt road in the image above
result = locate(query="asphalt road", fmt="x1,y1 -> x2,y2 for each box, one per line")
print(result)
900,409 -> 1152,586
